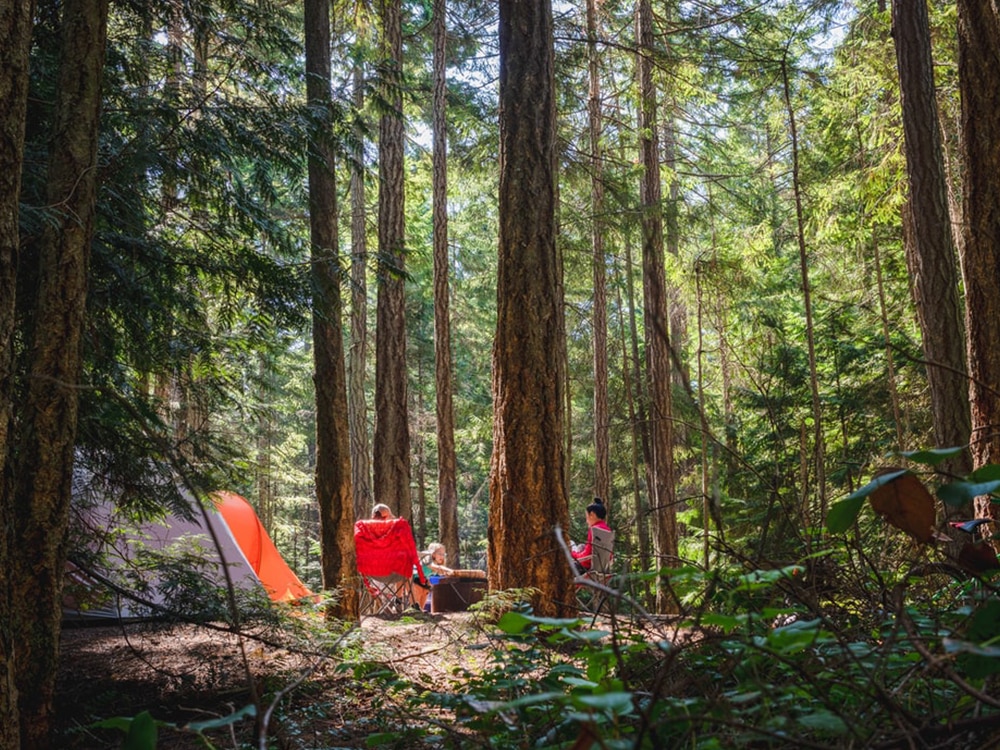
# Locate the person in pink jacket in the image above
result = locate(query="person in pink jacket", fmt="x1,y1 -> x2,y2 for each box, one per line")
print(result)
571,497 -> 611,573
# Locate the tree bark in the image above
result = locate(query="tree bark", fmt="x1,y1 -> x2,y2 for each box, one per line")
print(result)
9,0 -> 108,744
636,0 -> 678,614
348,61 -> 372,521
306,0 -> 358,620
432,0 -> 461,566
587,0 -> 610,506
0,0 -> 36,742
892,0 -> 971,474
489,0 -> 573,617
955,1 -> 1000,516
374,0 -> 412,521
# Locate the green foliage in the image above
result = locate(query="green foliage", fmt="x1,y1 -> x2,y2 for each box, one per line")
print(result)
326,556 -> 1000,748
94,705 -> 257,749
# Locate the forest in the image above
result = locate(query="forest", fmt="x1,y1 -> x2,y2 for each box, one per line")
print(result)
3,0 -> 1000,747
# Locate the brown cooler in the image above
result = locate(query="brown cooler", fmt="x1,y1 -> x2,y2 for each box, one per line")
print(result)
430,570 -> 486,613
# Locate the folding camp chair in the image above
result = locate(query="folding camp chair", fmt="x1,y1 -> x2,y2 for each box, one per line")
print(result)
576,527 -> 615,614
354,517 -> 426,616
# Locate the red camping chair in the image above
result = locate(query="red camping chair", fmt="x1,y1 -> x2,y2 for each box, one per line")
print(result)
354,517 -> 426,616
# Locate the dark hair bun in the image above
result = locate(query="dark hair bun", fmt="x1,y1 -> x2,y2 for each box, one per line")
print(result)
593,497 -> 604,505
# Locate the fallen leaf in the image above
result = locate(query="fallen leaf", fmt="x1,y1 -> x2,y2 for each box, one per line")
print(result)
958,542 -> 1000,574
868,470 -> 936,543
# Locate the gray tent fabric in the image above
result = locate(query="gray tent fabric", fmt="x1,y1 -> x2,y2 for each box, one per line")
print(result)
63,471 -> 264,622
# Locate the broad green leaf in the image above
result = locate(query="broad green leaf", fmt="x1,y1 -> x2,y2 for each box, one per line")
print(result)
767,619 -> 829,654
896,446 -> 966,466
496,611 -> 532,634
123,711 -> 158,750
493,692 -> 567,710
829,469 -> 912,532
937,479 -> 1000,507
942,638 -> 1000,658
574,691 -> 635,713
796,709 -> 848,733
701,613 -> 747,632
826,494 -> 865,533
969,464 -> 1000,482
186,704 -> 256,732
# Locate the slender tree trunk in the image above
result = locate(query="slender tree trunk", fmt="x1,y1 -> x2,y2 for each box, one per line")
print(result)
374,0 -> 412,521
621,236 -> 652,600
892,0 -> 971,475
349,61 -> 372,521
306,0 -> 358,620
9,0 -> 108,744
587,0 -> 610,505
636,0 -> 678,613
780,58 -> 826,523
955,1 -> 1000,519
872,229 -> 905,451
663,119 -> 686,389
432,0 -> 461,565
490,0 -> 573,617
0,0 -> 36,741
695,263 -> 711,567
415,384 -> 427,548
257,353 -> 274,531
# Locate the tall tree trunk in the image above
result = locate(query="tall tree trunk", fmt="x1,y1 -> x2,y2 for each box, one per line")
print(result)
490,0 -> 573,617
663,119 -> 686,389
432,0 -> 461,566
0,0 -> 36,742
780,58 -> 826,523
10,0 -> 108,744
374,0 -> 412,521
349,61 -> 372,521
306,0 -> 358,620
955,1 -> 1000,519
587,0 -> 610,505
892,0 -> 971,474
257,353 -> 274,531
618,241 -> 652,603
636,0 -> 678,614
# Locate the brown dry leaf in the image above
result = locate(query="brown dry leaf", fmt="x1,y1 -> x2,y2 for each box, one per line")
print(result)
958,542 -> 1000,573
868,470 -> 936,543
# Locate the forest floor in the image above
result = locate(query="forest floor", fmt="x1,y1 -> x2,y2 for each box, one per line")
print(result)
54,609 -> 522,749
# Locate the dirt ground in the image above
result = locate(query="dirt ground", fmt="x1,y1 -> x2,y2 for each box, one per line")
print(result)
55,610 -> 494,749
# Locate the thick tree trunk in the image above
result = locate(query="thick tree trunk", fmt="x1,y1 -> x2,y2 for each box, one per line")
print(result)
587,0 -> 610,505
9,0 -> 108,744
489,0 -> 573,617
432,0 -> 461,566
0,0 -> 36,742
306,0 -> 358,620
892,0 -> 971,474
636,0 -> 678,614
348,62 -> 372,521
374,0 -> 412,521
955,2 -> 1000,517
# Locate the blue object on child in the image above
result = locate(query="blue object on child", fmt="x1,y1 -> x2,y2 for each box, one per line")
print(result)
429,575 -> 441,585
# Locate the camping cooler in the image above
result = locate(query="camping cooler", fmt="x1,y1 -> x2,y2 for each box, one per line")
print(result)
430,570 -> 486,613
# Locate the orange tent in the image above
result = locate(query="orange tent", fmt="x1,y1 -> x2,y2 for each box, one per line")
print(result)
214,491 -> 313,602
